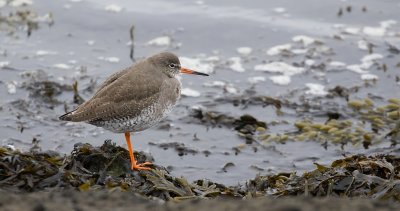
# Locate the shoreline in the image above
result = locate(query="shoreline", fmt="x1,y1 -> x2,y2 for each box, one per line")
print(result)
1,140 -> 399,205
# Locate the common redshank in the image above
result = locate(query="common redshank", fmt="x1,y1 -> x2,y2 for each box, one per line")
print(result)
59,52 -> 209,170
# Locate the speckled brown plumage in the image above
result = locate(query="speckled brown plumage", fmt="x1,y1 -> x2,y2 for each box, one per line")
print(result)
60,52 -> 182,133
59,52 -> 208,171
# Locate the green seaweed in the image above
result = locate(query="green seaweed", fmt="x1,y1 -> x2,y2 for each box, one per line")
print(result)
189,97 -> 400,148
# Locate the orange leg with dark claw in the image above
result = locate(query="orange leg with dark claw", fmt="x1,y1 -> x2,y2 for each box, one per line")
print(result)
124,132 -> 152,170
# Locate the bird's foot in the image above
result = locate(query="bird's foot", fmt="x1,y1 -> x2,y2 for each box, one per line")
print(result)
131,161 -> 153,171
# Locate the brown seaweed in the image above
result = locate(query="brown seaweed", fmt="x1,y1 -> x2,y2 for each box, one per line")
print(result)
1,141 -> 400,202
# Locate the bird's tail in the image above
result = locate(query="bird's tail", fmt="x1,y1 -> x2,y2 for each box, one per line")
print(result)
59,111 -> 74,121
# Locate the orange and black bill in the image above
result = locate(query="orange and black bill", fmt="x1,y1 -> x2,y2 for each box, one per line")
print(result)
180,67 -> 209,76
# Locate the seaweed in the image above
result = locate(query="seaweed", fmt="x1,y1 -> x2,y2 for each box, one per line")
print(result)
0,6 -> 53,36
72,81 -> 85,105
188,98 -> 400,148
262,155 -> 400,200
24,81 -> 71,105
1,141 -> 400,202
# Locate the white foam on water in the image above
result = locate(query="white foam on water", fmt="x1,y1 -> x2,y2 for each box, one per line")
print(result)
292,35 -> 316,46
236,47 -> 252,56
269,75 -> 291,85
359,53 -> 384,70
53,63 -> 71,69
273,7 -> 286,13
343,27 -> 361,35
267,44 -> 291,56
329,61 -> 346,68
247,76 -> 266,84
255,62 -> 305,85
346,64 -> 369,74
291,49 -> 308,54
98,56 -> 120,63
6,81 -> 18,94
195,1 -> 204,5
36,50 -> 58,56
32,13 -> 53,23
332,24 -> 345,29
181,88 -> 201,97
0,0 -> 6,8
380,19 -> 397,28
305,59 -> 315,66
361,53 -> 383,64
204,56 -> 220,62
305,83 -> 328,96
5,144 -> 15,151
346,53 -> 383,76
68,60 -> 77,64
361,74 -> 379,81
225,84 -> 239,94
179,56 -> 216,74
228,57 -> 245,72
9,0 -> 33,7
254,62 -> 304,75
0,61 -> 10,68
87,40 -> 95,46
362,26 -> 386,37
357,40 -> 369,51
146,36 -> 171,46
105,4 -> 122,13
203,80 -> 226,87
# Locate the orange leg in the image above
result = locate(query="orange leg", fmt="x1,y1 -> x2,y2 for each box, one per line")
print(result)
124,132 -> 152,171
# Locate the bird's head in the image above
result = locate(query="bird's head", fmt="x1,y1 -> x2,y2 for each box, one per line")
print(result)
149,52 -> 209,78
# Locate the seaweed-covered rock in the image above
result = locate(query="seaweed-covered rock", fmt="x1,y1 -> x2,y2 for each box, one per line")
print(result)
1,141 -> 400,202
246,155 -> 400,200
0,141 -> 229,200
0,146 -> 61,192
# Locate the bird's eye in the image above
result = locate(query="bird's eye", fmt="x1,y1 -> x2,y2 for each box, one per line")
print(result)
169,63 -> 176,68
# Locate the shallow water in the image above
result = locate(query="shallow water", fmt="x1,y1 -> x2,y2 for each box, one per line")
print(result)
0,0 -> 399,185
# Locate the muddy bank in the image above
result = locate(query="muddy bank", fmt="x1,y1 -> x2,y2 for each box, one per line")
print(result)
1,190 -> 399,211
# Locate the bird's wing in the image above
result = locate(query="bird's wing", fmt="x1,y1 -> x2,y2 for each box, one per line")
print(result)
62,67 -> 164,122
93,68 -> 130,96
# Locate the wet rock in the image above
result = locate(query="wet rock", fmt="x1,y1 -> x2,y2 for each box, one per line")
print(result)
327,85 -> 360,101
149,142 -> 198,156
218,162 -> 235,173
186,108 -> 267,142
234,115 -> 267,133
24,81 -> 71,105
